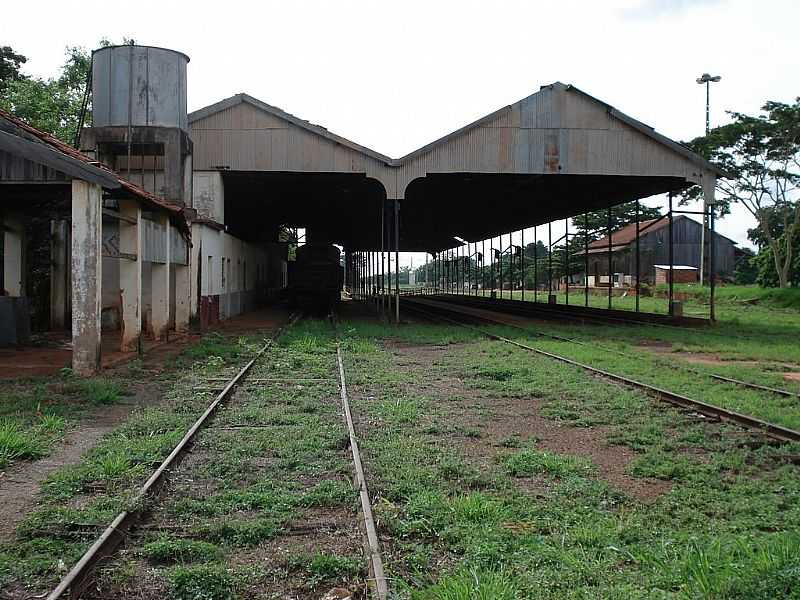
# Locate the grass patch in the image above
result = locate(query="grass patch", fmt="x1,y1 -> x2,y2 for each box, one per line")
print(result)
289,552 -> 362,583
340,315 -> 800,598
0,419 -> 46,467
167,564 -> 234,600
410,569 -> 518,600
503,449 -> 594,478
142,537 -> 222,564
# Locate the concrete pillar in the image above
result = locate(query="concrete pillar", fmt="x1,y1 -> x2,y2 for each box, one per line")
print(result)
151,216 -> 171,340
71,180 -> 102,376
189,222 -> 202,322
50,219 -> 70,330
175,263 -> 190,332
119,199 -> 142,352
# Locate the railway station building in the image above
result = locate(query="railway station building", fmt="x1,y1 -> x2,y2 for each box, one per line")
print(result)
0,43 -> 723,375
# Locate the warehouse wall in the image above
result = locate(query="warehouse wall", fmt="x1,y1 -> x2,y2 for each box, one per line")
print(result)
191,223 -> 276,327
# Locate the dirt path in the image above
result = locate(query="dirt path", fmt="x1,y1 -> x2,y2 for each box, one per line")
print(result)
387,341 -> 671,501
0,383 -> 162,543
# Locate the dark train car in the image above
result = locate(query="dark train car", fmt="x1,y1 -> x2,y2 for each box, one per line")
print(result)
288,244 -> 343,310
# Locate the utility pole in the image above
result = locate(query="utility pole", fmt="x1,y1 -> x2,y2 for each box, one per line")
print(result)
696,73 -> 721,285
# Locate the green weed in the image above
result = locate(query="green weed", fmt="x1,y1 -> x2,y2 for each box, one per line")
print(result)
142,537 -> 222,564
167,564 -> 234,600
0,419 -> 45,466
503,449 -> 593,478
411,569 -> 517,600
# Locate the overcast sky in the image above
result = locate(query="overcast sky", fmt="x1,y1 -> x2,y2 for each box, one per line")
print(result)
5,0 -> 798,267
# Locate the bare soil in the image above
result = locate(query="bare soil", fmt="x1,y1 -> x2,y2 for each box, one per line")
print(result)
389,342 -> 672,502
0,382 -> 164,543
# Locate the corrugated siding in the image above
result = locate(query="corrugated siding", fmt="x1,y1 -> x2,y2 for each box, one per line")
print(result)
142,218 -> 167,263
170,225 -> 188,265
189,84 -> 711,200
0,150 -> 69,182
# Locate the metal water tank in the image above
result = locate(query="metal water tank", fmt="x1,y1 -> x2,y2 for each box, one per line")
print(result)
92,45 -> 189,131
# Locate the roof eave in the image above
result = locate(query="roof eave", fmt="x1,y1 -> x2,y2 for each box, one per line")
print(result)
0,129 -> 120,189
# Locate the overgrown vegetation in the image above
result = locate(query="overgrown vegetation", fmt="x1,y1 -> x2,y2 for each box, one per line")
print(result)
341,316 -> 800,598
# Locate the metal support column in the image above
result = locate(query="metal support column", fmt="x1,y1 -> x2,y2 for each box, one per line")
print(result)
534,226 -> 538,303
482,239 -> 486,296
668,192 -> 674,316
548,222 -> 553,299
521,228 -> 525,302
490,239 -> 495,298
635,200 -> 641,313
607,207 -> 612,310
710,203 -> 716,321
565,219 -> 570,306
584,213 -> 589,307
467,242 -> 471,296
394,199 -> 400,324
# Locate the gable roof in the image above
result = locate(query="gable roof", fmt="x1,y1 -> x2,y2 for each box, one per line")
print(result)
0,109 -> 189,235
189,93 -> 394,166
188,82 -> 726,178
585,215 -> 736,254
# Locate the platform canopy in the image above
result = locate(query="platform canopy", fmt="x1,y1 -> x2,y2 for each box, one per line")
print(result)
189,82 -> 723,252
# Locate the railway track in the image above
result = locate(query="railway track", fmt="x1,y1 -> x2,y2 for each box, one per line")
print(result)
410,297 -> 799,401
403,297 -> 800,444
46,313 -> 387,600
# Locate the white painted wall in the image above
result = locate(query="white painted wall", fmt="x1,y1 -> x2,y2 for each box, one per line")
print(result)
190,221 -> 271,322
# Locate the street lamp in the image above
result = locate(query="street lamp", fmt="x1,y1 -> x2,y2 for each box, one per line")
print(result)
696,73 -> 721,285
696,73 -> 721,134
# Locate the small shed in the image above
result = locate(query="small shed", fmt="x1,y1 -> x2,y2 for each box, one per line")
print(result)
654,265 -> 698,285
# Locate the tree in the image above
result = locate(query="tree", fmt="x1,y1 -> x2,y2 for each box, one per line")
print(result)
683,99 -> 800,288
0,46 -> 27,92
0,45 -> 91,144
572,202 -> 662,241
732,247 -> 758,285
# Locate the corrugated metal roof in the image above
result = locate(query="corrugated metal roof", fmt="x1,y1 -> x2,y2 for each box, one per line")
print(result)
588,218 -> 666,250
583,215 -> 736,256
189,93 -> 394,166
188,82 -> 726,179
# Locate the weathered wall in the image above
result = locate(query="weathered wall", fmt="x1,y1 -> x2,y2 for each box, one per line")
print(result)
191,222 -> 274,326
192,171 -> 225,222
3,213 -> 24,296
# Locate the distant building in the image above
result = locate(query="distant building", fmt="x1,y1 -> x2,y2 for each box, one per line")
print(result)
581,216 -> 736,284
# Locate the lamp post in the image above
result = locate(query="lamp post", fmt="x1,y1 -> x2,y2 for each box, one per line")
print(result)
696,73 -> 721,135
696,73 -> 721,285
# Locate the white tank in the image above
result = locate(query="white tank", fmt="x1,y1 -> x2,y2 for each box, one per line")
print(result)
92,45 -> 189,131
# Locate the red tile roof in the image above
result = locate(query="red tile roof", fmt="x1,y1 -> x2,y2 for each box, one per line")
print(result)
0,109 -> 189,235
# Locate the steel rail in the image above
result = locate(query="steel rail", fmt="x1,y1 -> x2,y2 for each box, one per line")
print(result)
412,296 -> 800,400
47,315 -> 300,600
402,300 -> 800,444
436,293 -> 707,329
336,344 -> 389,600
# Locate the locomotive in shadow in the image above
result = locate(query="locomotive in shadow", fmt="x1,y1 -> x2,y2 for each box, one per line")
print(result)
287,244 -> 343,312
